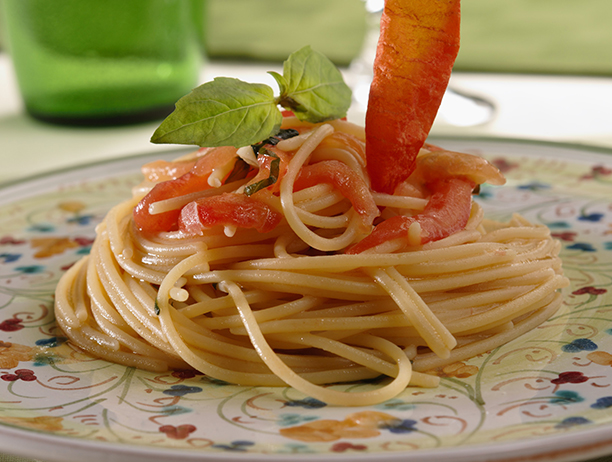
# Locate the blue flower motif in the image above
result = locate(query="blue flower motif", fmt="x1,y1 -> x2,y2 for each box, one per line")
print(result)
604,242 -> 612,250
162,384 -> 203,397
550,390 -> 584,405
566,243 -> 596,252
76,247 -> 91,255
212,440 -> 255,452
0,253 -> 21,263
379,418 -> 418,434
476,188 -> 494,200
32,352 -> 63,367
278,413 -> 318,427
28,224 -> 55,232
15,265 -> 45,274
517,182 -> 550,191
200,376 -> 230,386
280,443 -> 315,454
555,416 -> 591,429
377,399 -> 416,411
561,338 -> 598,353
591,396 -> 612,409
606,328 -> 612,335
578,213 -> 604,222
67,215 -> 95,225
284,397 -> 327,409
546,221 -> 571,229
35,337 -> 66,347
159,405 -> 191,416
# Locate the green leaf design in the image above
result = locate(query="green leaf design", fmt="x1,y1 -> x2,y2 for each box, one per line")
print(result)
275,45 -> 352,123
151,77 -> 282,148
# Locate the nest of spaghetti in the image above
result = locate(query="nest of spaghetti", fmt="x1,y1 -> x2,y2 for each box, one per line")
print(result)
55,116 -> 569,406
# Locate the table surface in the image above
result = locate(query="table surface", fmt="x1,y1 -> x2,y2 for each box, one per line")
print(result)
1,53 -> 612,462
2,54 -> 612,185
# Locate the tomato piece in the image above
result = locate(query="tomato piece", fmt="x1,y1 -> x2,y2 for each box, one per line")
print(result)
365,0 -> 460,194
294,160 -> 379,231
346,178 -> 474,254
243,146 -> 291,195
134,146 -> 237,233
141,158 -> 198,183
179,193 -> 282,235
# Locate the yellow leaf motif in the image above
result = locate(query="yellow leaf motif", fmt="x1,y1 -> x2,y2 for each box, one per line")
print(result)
280,411 -> 397,442
31,237 -> 79,258
0,341 -> 33,369
587,351 -> 612,366
0,416 -> 64,432
427,361 -> 479,378
58,201 -> 87,213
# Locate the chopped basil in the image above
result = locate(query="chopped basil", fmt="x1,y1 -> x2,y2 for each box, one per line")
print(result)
251,128 -> 299,155
244,152 -> 280,196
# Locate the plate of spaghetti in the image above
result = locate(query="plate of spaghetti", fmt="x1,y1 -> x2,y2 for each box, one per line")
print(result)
1,135 -> 612,462
2,1 -> 612,461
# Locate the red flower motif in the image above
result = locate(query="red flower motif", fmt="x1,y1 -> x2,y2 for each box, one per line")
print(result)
581,165 -> 612,180
73,237 -> 95,246
0,236 -> 26,245
572,287 -> 607,296
551,371 -> 589,385
0,318 -> 24,332
1,369 -> 37,382
159,424 -> 196,439
551,231 -> 577,242
171,370 -> 203,379
332,442 -> 368,452
491,158 -> 519,173
593,165 -> 612,175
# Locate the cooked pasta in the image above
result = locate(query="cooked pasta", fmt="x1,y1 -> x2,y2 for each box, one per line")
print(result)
54,117 -> 568,406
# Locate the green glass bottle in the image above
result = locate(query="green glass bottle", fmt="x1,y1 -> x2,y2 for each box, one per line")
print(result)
2,0 -> 204,126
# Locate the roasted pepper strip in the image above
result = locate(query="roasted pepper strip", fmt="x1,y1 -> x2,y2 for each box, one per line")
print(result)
365,0 -> 461,194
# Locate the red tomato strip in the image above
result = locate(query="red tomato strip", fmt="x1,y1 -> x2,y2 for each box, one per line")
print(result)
346,177 -> 474,254
294,160 -> 379,231
179,193 -> 282,235
365,0 -> 460,193
134,146 -> 237,233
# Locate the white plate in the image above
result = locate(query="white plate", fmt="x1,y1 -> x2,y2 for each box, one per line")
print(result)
1,137 -> 612,462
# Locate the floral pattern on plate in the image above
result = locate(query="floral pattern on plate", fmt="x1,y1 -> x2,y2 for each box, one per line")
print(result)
0,138 -> 612,461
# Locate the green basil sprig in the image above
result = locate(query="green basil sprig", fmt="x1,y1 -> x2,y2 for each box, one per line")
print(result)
150,46 -> 351,148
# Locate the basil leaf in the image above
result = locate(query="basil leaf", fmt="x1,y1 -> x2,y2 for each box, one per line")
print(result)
268,71 -> 288,97
151,77 -> 282,148
244,152 -> 280,196
273,46 -> 352,123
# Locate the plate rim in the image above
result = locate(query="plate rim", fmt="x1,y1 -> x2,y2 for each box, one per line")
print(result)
1,136 -> 612,462
0,135 -> 611,193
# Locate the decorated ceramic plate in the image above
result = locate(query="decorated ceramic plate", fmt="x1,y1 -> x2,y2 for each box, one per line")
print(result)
1,137 -> 612,462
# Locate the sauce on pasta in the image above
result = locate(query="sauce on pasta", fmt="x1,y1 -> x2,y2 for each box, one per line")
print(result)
54,116 -> 568,405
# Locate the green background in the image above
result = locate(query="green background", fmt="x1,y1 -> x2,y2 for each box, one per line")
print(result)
1,0 -> 611,74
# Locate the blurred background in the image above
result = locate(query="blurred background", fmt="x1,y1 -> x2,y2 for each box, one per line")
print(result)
3,0 -> 609,73
0,0 -> 611,182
